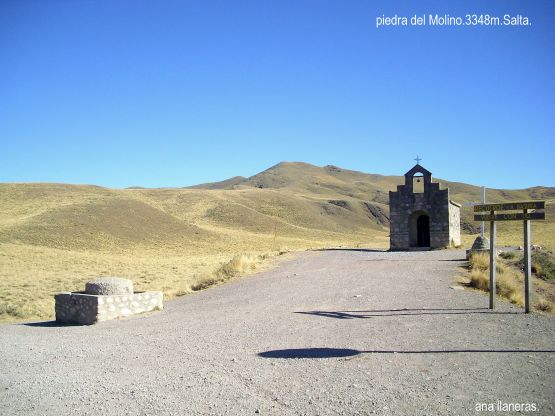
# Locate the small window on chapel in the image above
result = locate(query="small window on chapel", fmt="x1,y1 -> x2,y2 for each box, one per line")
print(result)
413,175 -> 424,193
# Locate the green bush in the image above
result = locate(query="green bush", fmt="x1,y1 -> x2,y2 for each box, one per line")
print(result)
499,251 -> 516,260
517,251 -> 555,281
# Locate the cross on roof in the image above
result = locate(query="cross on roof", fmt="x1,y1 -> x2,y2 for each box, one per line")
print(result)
414,155 -> 422,164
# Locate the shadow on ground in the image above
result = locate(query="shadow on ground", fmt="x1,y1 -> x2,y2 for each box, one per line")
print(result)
294,308 -> 521,319
21,321 -> 82,328
258,347 -> 555,359
315,248 -> 386,253
438,258 -> 468,262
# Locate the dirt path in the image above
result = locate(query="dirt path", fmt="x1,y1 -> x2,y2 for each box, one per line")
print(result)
1,249 -> 554,415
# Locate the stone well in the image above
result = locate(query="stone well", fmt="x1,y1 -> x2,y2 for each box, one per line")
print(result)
55,277 -> 163,325
466,235 -> 491,260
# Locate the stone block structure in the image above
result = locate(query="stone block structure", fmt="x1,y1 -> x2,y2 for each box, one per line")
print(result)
55,277 -> 163,325
389,164 -> 461,250
85,277 -> 133,295
466,235 -> 490,259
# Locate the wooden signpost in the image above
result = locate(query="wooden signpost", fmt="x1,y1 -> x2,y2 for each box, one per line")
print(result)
473,201 -> 546,313
474,212 -> 545,222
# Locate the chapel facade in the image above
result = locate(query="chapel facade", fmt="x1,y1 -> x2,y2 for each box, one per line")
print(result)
389,164 -> 461,250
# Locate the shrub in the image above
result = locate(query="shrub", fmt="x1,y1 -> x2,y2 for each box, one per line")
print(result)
468,269 -> 489,291
516,251 -> 555,281
531,261 -> 542,277
499,251 -> 516,260
190,253 -> 267,292
533,252 -> 555,280
534,298 -> 554,312
191,277 -> 219,292
467,252 -> 524,307
216,254 -> 258,278
0,302 -> 27,318
469,252 -> 489,271
496,273 -> 523,306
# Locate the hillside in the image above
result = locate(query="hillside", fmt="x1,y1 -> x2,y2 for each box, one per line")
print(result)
186,176 -> 247,190
190,162 -> 554,237
1,162 -> 553,322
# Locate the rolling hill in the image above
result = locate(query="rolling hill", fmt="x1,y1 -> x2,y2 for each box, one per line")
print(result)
1,162 -> 553,322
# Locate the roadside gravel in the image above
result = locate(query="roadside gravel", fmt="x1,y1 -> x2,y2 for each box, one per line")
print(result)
1,249 -> 553,415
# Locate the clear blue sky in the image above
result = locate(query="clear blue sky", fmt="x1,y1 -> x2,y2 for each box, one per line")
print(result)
1,0 -> 553,189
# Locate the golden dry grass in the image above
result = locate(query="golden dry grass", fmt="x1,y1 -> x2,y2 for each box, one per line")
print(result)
0,182 -> 390,323
465,252 -> 554,312
0,237 -> 380,323
1,162 -> 553,322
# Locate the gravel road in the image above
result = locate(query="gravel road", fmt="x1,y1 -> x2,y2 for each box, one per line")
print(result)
1,249 -> 554,415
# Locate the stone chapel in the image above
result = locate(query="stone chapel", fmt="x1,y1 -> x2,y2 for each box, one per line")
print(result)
389,164 -> 461,250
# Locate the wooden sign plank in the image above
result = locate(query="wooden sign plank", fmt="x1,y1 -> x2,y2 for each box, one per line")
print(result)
474,212 -> 545,222
473,201 -> 545,212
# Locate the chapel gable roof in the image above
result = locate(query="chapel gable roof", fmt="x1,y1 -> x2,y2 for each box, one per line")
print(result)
404,164 -> 432,177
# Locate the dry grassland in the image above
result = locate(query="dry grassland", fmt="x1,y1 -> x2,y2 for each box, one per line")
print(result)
1,162 -> 553,322
461,252 -> 554,312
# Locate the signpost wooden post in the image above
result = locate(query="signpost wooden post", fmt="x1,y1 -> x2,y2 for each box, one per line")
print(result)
489,214 -> 496,309
524,217 -> 531,312
473,201 -> 546,313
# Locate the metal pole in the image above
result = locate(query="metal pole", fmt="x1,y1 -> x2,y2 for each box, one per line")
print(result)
524,210 -> 531,313
489,215 -> 496,309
